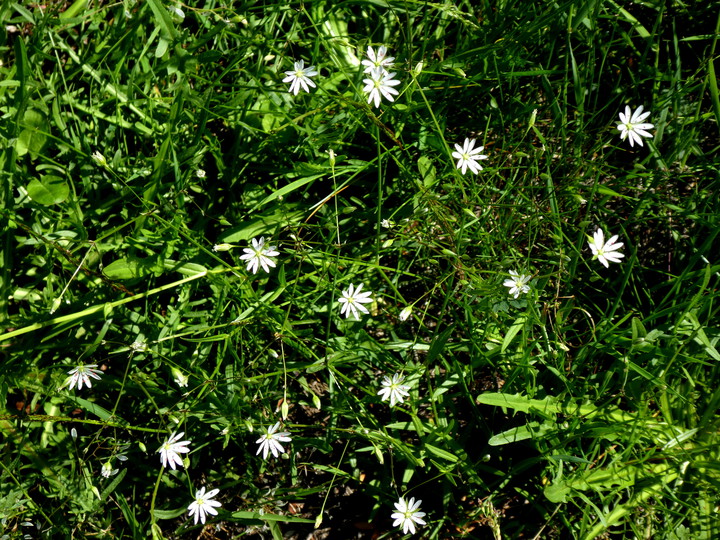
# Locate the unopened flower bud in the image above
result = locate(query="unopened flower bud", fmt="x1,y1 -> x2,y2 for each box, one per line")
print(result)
91,151 -> 107,167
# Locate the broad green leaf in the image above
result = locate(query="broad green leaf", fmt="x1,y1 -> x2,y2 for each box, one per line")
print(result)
418,155 -> 436,187
102,258 -> 203,280
26,176 -> 69,205
103,256 -> 162,280
544,482 -> 571,503
501,315 -> 527,353
162,260 -> 207,276
477,392 -> 560,415
488,421 -> 557,446
145,0 -> 178,41
631,317 -> 647,341
16,109 -> 49,157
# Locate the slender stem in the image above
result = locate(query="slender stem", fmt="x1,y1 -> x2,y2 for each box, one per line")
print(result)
0,414 -> 166,433
0,270 -> 208,343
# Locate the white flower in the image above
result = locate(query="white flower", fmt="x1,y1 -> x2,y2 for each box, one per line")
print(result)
171,367 -> 189,388
363,67 -> 401,108
399,306 -> 413,322
157,431 -> 191,470
503,270 -> 531,299
391,497 -> 427,535
587,228 -> 625,268
187,486 -> 222,525
239,237 -> 279,274
377,373 -> 411,407
617,105 -> 654,147
62,364 -> 103,391
361,45 -> 395,74
100,461 -> 118,478
282,60 -> 318,96
338,283 -> 373,320
256,422 -> 292,460
452,138 -> 488,175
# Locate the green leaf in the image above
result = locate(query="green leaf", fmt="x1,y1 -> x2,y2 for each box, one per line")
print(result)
162,260 -> 207,276
145,0 -> 178,41
230,511 -> 314,524
501,315 -> 527,353
152,506 -> 187,520
488,421 -> 557,446
99,468 -> 127,500
102,257 -> 201,280
257,176 -> 325,208
103,256 -> 161,280
418,155 -> 436,187
26,176 -> 69,205
16,109 -> 49,157
596,185 -> 636,200
424,442 -> 459,462
544,482 -> 571,503
59,0 -> 88,19
70,396 -> 127,425
477,392 -> 560,415
219,209 -> 304,243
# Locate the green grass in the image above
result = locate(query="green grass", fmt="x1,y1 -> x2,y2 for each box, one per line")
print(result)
1,0 -> 719,538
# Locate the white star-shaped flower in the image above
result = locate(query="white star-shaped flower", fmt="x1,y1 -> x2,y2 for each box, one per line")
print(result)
617,105 -> 654,147
587,228 -> 625,268
363,67 -> 401,108
391,497 -> 427,535
62,364 -> 103,391
187,486 -> 222,525
338,283 -> 373,320
452,138 -> 488,175
256,422 -> 292,460
503,270 -> 531,299
239,237 -> 279,274
361,45 -> 395,74
282,60 -> 318,96
377,373 -> 411,407
157,431 -> 191,470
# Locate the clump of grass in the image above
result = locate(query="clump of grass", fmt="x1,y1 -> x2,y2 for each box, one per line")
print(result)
0,1 -> 718,538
